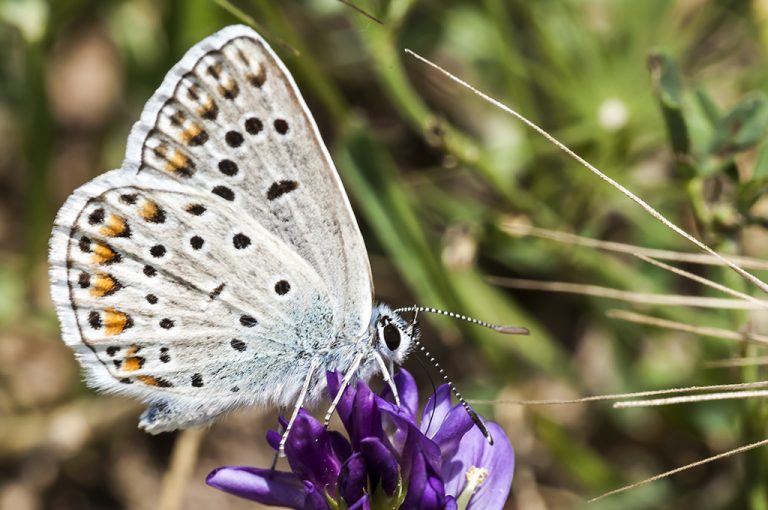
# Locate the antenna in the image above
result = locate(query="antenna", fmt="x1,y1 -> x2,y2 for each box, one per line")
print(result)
396,307 -> 529,445
394,306 -> 530,335
413,336 -> 494,445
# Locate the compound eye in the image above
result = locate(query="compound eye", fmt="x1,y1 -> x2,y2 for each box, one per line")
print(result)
383,322 -> 401,351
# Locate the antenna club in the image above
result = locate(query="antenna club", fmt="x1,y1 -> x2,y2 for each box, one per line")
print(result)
496,325 -> 530,335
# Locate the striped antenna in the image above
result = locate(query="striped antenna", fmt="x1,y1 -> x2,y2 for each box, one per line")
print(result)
393,306 -> 529,335
413,337 -> 494,445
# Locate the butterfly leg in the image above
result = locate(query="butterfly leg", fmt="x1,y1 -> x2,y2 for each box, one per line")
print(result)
323,351 -> 365,427
373,351 -> 400,407
278,358 -> 320,457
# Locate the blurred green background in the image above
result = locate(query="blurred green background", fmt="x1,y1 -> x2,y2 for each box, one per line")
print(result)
3,0 -> 768,508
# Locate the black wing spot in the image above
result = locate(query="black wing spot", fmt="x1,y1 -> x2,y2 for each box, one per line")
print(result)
218,159 -> 238,176
88,208 -> 105,225
225,130 -> 244,148
79,236 -> 92,253
266,180 -> 299,200
143,265 -> 157,277
159,318 -> 175,329
150,245 -> 166,258
232,233 -> 251,249
190,235 -> 204,250
159,347 -> 171,363
88,311 -> 101,329
230,338 -> 246,352
245,117 -> 263,135
212,186 -> 235,201
240,315 -> 257,327
146,294 -> 158,304
209,283 -> 226,300
274,280 -> 290,295
120,194 -> 138,205
78,272 -> 90,289
186,204 -> 206,216
273,119 -> 289,135
106,346 -> 120,356
191,373 -> 204,387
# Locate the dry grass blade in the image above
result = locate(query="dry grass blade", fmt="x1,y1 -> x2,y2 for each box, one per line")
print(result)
615,390 -> 768,408
589,438 -> 768,502
499,221 -> 768,270
704,356 -> 768,368
486,277 -> 768,310
636,254 -> 761,304
607,309 -> 768,346
471,381 -> 768,406
158,428 -> 206,510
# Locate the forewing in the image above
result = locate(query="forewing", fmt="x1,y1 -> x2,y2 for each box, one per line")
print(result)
48,25 -> 371,428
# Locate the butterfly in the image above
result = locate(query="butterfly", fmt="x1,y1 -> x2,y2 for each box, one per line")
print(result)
48,25 -> 522,452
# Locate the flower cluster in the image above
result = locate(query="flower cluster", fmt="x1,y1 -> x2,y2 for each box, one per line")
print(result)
207,369 -> 514,509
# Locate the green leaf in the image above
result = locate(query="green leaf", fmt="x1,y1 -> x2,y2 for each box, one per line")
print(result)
648,51 -> 690,155
708,93 -> 768,157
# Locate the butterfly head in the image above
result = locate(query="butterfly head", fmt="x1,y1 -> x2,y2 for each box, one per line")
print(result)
372,303 -> 419,365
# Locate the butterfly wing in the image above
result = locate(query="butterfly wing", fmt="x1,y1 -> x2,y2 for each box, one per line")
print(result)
48,25 -> 373,431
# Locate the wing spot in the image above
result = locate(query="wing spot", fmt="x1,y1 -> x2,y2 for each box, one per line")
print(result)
190,235 -> 204,250
92,241 -> 121,265
100,214 -> 131,238
212,186 -> 235,201
218,159 -> 238,176
182,124 -> 209,146
146,294 -> 158,304
104,308 -> 133,336
88,311 -> 101,329
240,315 -> 257,328
150,245 -> 167,258
120,194 -> 138,204
106,346 -> 120,356
79,236 -> 92,252
141,201 -> 167,224
230,338 -> 246,352
209,283 -> 226,300
159,318 -> 175,329
88,208 -> 105,225
191,373 -> 204,387
143,265 -> 157,277
245,117 -> 263,135
197,98 -> 219,121
137,376 -> 173,387
267,180 -> 299,200
232,233 -> 251,249
225,130 -> 244,148
219,79 -> 240,100
91,272 -> 122,297
123,356 -> 145,372
78,272 -> 90,289
246,66 -> 266,87
185,204 -> 206,215
274,119 -> 289,135
159,347 -> 171,363
275,280 -> 291,295
231,386 -> 240,392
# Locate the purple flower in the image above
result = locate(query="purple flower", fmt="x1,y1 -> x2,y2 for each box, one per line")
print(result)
206,369 -> 514,509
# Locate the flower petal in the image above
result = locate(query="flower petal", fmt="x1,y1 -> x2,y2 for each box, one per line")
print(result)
442,422 -> 514,510
348,381 -> 383,448
338,452 -> 367,505
285,410 -> 342,494
348,495 -> 371,510
399,446 -> 445,510
303,481 -> 331,510
326,371 -> 356,429
379,368 -> 419,421
206,466 -> 305,508
421,384 -> 453,438
430,403 -> 474,463
360,437 -> 399,496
